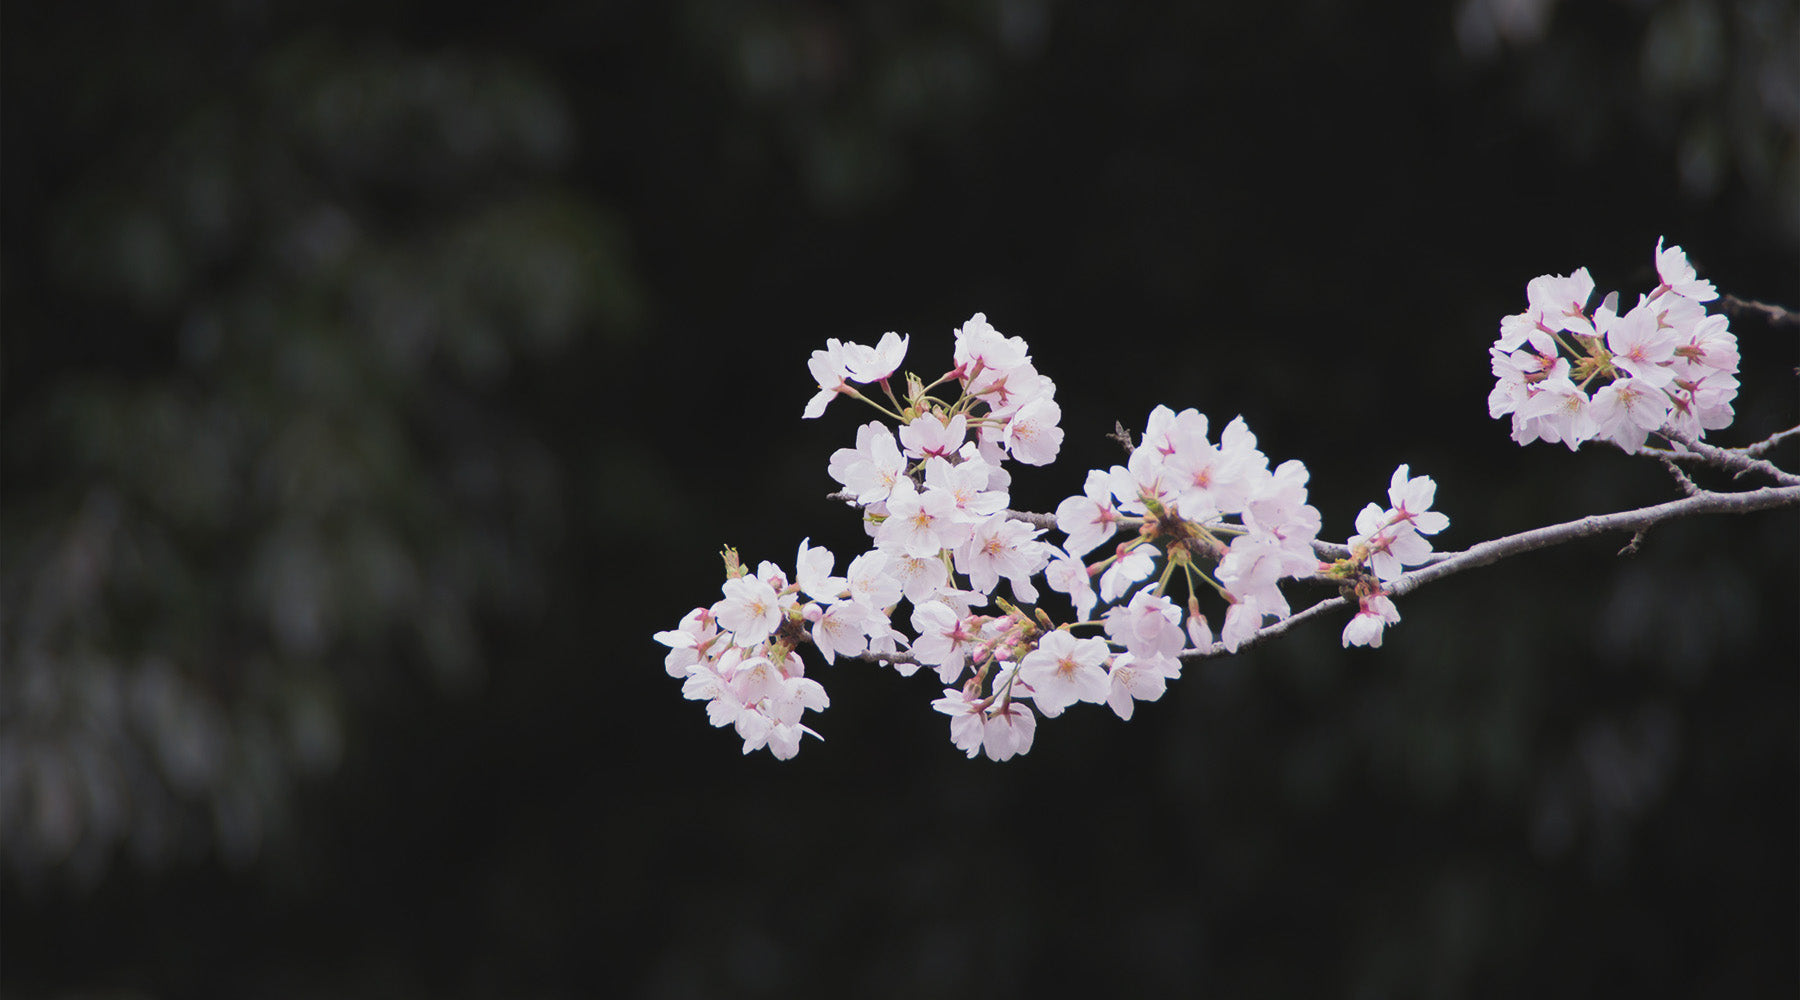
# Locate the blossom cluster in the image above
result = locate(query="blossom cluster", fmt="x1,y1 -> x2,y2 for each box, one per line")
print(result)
657,313 -> 1454,761
1047,405 -> 1322,654
658,314 -> 1067,759
1335,465 -> 1450,648
1490,237 -> 1738,452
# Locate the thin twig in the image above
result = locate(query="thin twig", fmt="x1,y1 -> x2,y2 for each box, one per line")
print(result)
1721,294 -> 1800,330
1657,455 -> 1702,496
1659,429 -> 1800,486
1743,424 -> 1800,458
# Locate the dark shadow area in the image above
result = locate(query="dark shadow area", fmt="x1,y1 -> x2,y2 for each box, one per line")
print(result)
3,2 -> 1796,997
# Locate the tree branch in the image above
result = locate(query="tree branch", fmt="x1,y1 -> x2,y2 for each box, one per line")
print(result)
1654,429 -> 1800,486
1179,484 -> 1800,660
849,486 -> 1798,672
1004,508 -> 1059,530
1721,294 -> 1800,330
1390,485 -> 1800,592
1743,424 -> 1800,458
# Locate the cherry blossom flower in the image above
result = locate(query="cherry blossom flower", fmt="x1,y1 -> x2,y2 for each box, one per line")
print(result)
924,454 -> 1008,525
829,422 -> 908,504
1185,602 -> 1214,649
931,687 -> 989,758
1108,445 -> 1178,516
1045,552 -> 1098,622
911,601 -> 980,683
878,478 -> 965,557
1217,532 -> 1298,607
1098,542 -> 1157,603
1591,376 -> 1672,452
1671,313 -> 1739,381
845,331 -> 909,383
795,538 -> 846,601
1602,303 -> 1678,389
1018,630 -> 1111,717
713,575 -> 783,646
1352,503 -> 1427,583
1103,590 -> 1186,659
808,599 -> 872,663
843,550 -> 902,610
1140,404 -> 1202,457
803,339 -> 861,419
1496,309 -> 1560,356
1056,469 -> 1124,558
712,650 -> 828,759
1666,371 -> 1740,439
1654,237 -> 1716,302
899,411 -> 967,460
1245,460 -> 1323,562
955,513 -> 1049,601
975,364 -> 1055,421
980,699 -> 1037,761
1104,652 -> 1182,721
1513,376 -> 1598,451
739,678 -> 829,760
1489,346 -> 1568,424
1524,266 -> 1597,336
726,649 -> 788,705
1166,415 -> 1263,517
681,651 -> 745,729
952,313 -> 1030,378
1001,396 -> 1065,466
885,550 -> 953,606
1342,592 -> 1401,648
654,607 -> 719,678
968,374 -> 1054,455
1643,287 -> 1706,334
1385,465 -> 1450,538
1219,593 -> 1279,653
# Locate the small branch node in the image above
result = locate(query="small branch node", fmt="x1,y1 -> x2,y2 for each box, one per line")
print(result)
1658,456 -> 1702,496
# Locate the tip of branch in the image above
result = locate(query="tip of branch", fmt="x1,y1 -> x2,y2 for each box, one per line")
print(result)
1109,421 -> 1136,453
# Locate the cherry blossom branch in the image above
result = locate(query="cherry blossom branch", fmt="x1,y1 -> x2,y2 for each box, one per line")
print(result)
843,484 -> 1799,671
1003,508 -> 1059,531
667,251 -> 1791,761
1640,428 -> 1800,486
1395,485 -> 1800,587
1653,455 -> 1703,497
851,647 -> 920,668
1743,424 -> 1800,458
826,493 -> 1078,531
1721,294 -> 1800,330
1181,483 -> 1800,659
841,467 -> 1799,670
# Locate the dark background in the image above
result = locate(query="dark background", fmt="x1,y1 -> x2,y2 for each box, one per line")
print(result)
3,1 -> 1796,997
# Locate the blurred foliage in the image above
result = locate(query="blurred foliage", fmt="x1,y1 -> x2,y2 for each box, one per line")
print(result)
681,0 -> 1051,211
2,31 -> 642,890
1456,0 -> 1799,242
2,1 -> 1795,998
